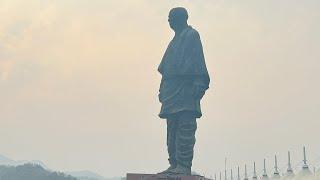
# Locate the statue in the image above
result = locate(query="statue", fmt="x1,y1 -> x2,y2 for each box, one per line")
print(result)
157,7 -> 210,175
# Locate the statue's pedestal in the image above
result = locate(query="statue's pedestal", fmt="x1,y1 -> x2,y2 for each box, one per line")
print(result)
126,173 -> 210,180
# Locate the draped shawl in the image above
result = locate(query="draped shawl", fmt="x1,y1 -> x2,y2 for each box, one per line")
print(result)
158,26 -> 210,83
158,26 -> 210,119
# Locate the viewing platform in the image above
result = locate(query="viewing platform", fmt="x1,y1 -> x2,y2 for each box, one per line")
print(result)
127,173 -> 212,180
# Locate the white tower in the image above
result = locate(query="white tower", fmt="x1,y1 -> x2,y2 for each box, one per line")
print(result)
302,146 -> 309,170
286,151 -> 294,175
296,146 -> 312,178
281,151 -> 295,180
272,155 -> 280,179
252,162 -> 258,180
261,159 -> 269,180
225,158 -> 228,180
231,169 -> 234,180
237,166 -> 241,180
244,164 -> 248,180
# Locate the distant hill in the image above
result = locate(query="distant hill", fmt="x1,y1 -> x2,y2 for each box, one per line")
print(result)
0,154 -> 120,180
0,154 -> 48,169
0,163 -> 76,180
0,155 -> 14,165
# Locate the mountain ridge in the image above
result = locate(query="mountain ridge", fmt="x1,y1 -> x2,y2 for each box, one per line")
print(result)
0,154 -> 114,180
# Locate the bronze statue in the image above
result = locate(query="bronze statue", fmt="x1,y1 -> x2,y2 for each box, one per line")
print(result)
157,7 -> 210,175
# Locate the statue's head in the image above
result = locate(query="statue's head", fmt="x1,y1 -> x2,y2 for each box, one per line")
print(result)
168,7 -> 188,32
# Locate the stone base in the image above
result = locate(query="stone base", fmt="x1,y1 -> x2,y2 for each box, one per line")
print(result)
126,173 -> 211,180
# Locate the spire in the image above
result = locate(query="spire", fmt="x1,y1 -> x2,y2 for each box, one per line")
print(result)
225,169 -> 227,180
244,164 -> 248,180
274,155 -> 279,175
272,155 -> 281,179
297,146 -> 312,177
243,164 -> 249,180
231,169 -> 234,180
225,158 -> 227,180
302,146 -> 309,169
252,162 -> 258,180
287,151 -> 293,174
220,172 -> 222,180
262,159 -> 268,178
237,166 -> 241,180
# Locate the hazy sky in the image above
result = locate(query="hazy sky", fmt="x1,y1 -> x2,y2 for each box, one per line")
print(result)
1,0 -> 320,178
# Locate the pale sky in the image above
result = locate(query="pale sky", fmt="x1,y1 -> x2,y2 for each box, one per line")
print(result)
1,0 -> 320,178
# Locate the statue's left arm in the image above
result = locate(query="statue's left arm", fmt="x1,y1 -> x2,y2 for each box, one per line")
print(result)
185,30 -> 210,99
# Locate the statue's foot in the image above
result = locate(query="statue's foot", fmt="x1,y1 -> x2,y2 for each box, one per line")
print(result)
157,165 -> 176,174
166,164 -> 191,175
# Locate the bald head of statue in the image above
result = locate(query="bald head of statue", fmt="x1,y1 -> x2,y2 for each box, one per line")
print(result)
168,7 -> 189,33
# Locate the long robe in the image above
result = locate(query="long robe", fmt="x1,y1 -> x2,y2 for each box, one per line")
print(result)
158,26 -> 210,119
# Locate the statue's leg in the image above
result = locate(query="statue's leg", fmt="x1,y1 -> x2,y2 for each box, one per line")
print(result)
166,116 -> 178,167
174,111 -> 197,174
158,115 -> 178,174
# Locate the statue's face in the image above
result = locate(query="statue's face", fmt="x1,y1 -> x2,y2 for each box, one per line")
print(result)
168,11 -> 187,31
168,14 -> 178,31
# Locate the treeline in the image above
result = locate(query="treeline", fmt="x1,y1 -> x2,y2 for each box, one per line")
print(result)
0,163 -> 77,180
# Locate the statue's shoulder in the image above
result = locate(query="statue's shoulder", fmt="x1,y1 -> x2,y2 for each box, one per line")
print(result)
185,26 -> 200,39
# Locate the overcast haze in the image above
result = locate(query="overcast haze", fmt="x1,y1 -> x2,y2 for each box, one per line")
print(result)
1,0 -> 320,178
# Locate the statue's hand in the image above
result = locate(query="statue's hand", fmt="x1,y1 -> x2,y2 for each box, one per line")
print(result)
158,93 -> 163,103
192,84 -> 206,99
